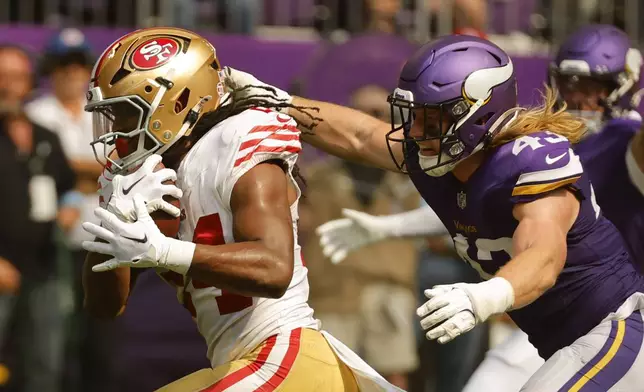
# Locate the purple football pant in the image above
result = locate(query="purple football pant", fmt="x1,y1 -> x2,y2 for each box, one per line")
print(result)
521,292 -> 644,392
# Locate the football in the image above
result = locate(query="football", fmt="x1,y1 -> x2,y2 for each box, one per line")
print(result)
150,162 -> 181,238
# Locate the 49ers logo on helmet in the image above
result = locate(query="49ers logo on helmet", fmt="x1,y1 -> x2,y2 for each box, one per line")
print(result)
131,37 -> 180,70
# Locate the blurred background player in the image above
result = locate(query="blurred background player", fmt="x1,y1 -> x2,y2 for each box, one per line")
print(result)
550,24 -> 644,267
23,29 -> 113,392
0,44 -> 79,392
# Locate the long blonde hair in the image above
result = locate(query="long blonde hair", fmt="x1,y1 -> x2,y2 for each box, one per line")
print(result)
489,85 -> 587,148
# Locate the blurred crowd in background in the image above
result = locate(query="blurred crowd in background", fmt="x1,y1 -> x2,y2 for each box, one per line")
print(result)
0,1 -> 641,392
2,0 -> 644,48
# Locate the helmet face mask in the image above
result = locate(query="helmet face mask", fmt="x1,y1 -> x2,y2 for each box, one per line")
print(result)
88,95 -> 161,172
387,89 -> 468,176
85,27 -> 226,174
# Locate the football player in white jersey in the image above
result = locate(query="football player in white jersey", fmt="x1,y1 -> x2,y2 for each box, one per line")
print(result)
80,28 -> 402,392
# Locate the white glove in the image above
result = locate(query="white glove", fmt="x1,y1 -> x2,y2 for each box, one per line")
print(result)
103,154 -> 183,222
82,194 -> 195,274
417,285 -> 476,344
316,209 -> 392,264
223,66 -> 292,111
417,277 -> 515,344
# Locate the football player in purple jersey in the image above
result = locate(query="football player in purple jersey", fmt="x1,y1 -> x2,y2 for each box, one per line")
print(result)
225,34 -> 644,390
464,23 -> 644,392
551,24 -> 644,269
305,24 -> 644,392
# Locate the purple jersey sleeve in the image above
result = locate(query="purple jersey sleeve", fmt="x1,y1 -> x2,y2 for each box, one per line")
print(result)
497,131 -> 584,204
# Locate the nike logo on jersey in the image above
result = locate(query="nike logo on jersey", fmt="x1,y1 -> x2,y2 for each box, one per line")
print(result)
123,234 -> 148,244
545,152 -> 567,165
122,177 -> 144,195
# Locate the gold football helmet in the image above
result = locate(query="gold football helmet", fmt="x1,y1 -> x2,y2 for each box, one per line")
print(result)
86,27 -> 226,173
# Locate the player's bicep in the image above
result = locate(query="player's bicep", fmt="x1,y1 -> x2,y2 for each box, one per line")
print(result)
229,162 -> 295,263
512,188 -> 579,254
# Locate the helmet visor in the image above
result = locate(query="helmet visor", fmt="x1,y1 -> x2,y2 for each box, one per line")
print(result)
90,98 -> 146,141
86,96 -> 159,173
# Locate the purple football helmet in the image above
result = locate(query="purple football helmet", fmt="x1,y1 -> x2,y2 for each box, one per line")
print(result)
386,35 -> 518,176
550,24 -> 643,125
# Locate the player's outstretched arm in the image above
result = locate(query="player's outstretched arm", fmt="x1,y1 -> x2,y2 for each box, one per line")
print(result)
289,96 -> 401,171
499,188 -> 579,308
316,206 -> 447,264
223,67 -> 401,171
188,161 -> 295,298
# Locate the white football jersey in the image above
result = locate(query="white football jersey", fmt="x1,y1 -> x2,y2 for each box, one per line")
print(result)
157,108 -> 318,367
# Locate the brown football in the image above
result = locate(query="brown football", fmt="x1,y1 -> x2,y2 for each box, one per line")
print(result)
150,162 -> 181,238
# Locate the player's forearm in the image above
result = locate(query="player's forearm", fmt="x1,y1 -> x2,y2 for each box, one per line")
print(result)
381,206 -> 448,238
289,96 -> 394,169
188,242 -> 293,299
455,242 -> 561,325
497,229 -> 566,309
83,250 -> 133,318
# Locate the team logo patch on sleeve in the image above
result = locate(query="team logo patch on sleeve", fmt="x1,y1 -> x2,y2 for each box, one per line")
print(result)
130,37 -> 181,70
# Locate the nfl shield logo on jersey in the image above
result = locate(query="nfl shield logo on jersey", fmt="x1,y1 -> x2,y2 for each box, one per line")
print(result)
457,191 -> 467,209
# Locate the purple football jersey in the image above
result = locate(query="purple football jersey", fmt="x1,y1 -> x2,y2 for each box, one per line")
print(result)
406,131 -> 644,359
575,118 -> 644,270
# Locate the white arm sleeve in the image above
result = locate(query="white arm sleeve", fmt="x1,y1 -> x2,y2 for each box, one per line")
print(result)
383,206 -> 448,238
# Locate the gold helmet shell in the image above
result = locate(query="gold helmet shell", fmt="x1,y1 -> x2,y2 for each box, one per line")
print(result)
86,27 -> 226,173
